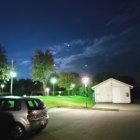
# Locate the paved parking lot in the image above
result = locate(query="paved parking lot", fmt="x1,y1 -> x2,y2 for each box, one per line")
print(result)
30,106 -> 140,140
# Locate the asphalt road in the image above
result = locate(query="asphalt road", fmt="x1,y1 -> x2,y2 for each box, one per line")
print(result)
28,107 -> 140,140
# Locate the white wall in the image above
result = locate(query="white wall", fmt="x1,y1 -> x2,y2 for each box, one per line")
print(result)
95,87 -> 112,102
94,79 -> 131,103
112,87 -> 131,103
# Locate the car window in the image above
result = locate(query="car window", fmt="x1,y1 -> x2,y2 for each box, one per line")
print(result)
0,100 -> 21,111
35,99 -> 46,109
27,99 -> 45,110
0,100 -> 14,111
27,100 -> 34,109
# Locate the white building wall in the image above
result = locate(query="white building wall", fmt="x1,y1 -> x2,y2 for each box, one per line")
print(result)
94,79 -> 132,103
95,87 -> 112,102
112,86 -> 131,103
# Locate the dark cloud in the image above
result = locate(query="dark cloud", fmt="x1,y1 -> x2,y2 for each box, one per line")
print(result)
56,24 -> 140,76
106,0 -> 140,34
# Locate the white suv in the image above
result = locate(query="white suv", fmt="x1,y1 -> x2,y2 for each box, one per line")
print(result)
0,96 -> 49,139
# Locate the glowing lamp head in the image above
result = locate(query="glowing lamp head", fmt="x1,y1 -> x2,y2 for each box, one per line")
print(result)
45,87 -> 50,92
71,83 -> 75,88
82,77 -> 90,86
1,84 -> 5,88
10,71 -> 17,78
50,77 -> 57,84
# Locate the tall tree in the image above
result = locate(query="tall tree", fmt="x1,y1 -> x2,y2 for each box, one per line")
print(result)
32,50 -> 54,95
0,45 -> 10,83
58,72 -> 78,95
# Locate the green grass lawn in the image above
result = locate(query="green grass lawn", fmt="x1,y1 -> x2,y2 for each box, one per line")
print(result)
36,95 -> 95,109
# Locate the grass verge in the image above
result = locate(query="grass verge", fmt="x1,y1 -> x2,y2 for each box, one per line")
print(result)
36,95 -> 95,109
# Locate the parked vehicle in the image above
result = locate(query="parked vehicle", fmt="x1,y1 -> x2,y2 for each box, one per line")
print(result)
0,96 -> 49,139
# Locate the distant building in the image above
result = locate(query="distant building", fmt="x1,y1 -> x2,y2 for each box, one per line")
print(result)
92,78 -> 133,103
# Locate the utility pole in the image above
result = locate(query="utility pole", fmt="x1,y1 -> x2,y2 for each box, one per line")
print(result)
10,59 -> 13,95
10,59 -> 17,96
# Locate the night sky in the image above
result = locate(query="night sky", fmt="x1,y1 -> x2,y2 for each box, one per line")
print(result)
0,0 -> 140,79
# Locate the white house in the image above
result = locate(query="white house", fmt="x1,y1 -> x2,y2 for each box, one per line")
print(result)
92,78 -> 133,103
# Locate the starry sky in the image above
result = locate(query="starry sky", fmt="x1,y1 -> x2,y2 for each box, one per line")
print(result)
0,0 -> 140,79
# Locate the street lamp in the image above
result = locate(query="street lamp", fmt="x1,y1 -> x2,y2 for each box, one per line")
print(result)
71,83 -> 75,95
50,77 -> 57,96
71,83 -> 75,88
58,91 -> 62,96
10,70 -> 17,96
1,84 -> 5,93
45,87 -> 50,96
82,76 -> 90,108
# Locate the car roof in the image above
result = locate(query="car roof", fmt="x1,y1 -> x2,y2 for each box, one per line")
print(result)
0,96 -> 40,101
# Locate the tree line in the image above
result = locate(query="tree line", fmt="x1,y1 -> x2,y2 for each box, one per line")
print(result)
0,44 -> 140,99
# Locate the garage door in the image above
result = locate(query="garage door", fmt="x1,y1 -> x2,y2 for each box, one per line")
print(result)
112,87 -> 122,103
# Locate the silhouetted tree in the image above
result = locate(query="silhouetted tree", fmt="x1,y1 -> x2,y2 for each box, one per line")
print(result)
93,72 -> 119,84
131,71 -> 140,99
118,75 -> 136,85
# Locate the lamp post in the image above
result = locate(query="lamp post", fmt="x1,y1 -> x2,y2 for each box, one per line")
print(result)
10,71 -> 17,96
50,77 -> 57,96
82,76 -> 90,108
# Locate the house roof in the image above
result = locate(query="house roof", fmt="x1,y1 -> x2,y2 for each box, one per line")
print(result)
92,78 -> 133,89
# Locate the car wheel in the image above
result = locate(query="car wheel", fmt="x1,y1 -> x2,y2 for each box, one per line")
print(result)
35,123 -> 47,134
10,123 -> 26,140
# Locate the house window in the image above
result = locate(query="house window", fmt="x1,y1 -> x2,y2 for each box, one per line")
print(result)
126,93 -> 129,97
